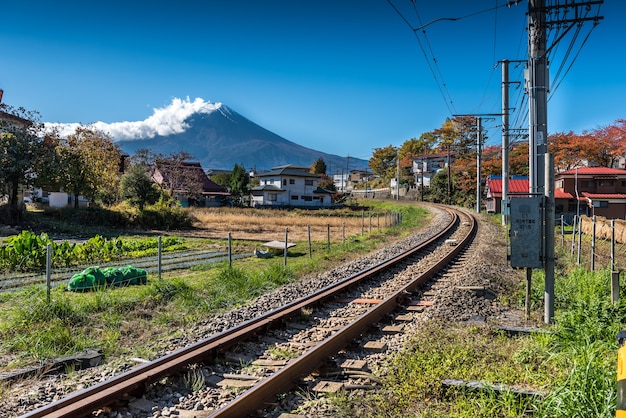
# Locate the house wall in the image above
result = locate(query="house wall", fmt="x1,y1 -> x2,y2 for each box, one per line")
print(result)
587,200 -> 626,219
257,175 -> 330,207
49,192 -> 69,208
560,176 -> 626,196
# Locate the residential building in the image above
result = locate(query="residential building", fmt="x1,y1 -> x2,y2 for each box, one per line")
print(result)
484,176 -> 533,214
251,164 -> 333,208
150,161 -> 229,207
555,167 -> 626,219
412,152 -> 455,188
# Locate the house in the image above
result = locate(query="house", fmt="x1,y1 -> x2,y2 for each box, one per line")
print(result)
333,173 -> 350,192
485,175 -> 574,215
251,164 -> 334,208
150,161 -> 229,207
484,176 -> 532,214
555,167 -> 626,219
412,152 -> 455,188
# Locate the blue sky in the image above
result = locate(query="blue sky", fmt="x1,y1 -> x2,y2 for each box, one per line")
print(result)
1,1 -> 622,161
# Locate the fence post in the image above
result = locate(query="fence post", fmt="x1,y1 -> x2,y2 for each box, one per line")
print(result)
577,216 -> 582,265
157,236 -> 162,280
560,215 -> 564,246
284,227 -> 288,267
308,224 -> 312,259
369,212 -> 372,233
228,232 -> 232,268
612,271 -> 620,305
591,215 -> 596,271
327,224 -> 330,250
612,219 -> 616,272
46,244 -> 52,303
571,215 -> 577,255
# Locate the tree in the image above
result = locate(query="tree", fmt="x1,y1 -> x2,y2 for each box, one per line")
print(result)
151,151 -> 202,198
54,126 -> 122,208
429,170 -> 452,204
0,104 -> 45,223
210,172 -> 231,190
369,145 -> 397,179
310,158 -> 327,175
229,164 -> 250,206
120,164 -> 160,211
398,134 -> 437,161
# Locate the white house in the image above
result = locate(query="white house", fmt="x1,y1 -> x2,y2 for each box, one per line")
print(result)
412,152 -> 455,188
251,164 -> 334,208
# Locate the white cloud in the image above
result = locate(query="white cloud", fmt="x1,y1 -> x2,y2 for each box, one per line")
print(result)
45,97 -> 221,141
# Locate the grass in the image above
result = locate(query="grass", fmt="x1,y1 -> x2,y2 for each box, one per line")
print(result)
320,228 -> 622,418
0,201 -> 430,373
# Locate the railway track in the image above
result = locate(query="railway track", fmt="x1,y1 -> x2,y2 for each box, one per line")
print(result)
19,205 -> 476,417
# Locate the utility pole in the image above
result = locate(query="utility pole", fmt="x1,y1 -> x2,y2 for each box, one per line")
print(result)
396,148 -> 400,200
528,0 -> 554,324
501,60 -> 510,225
476,117 -> 482,213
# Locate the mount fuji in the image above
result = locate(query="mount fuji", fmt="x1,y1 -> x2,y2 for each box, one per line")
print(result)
106,99 -> 367,172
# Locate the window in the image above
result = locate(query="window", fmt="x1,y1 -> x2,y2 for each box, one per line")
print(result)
268,193 -> 277,202
305,179 -> 314,186
599,180 -> 614,187
283,179 -> 287,186
303,196 -> 313,201
291,195 -> 298,200
581,181 -> 594,188
289,179 -> 295,185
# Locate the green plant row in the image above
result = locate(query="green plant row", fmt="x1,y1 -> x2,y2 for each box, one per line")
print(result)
0,231 -> 185,272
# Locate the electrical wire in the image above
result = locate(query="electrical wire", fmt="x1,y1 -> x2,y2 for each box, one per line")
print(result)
385,0 -> 456,115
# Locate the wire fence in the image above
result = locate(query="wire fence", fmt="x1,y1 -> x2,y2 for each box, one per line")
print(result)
0,211 -> 404,297
558,214 -> 626,273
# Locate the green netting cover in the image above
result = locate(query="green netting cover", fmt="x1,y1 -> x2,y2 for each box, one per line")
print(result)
67,266 -> 106,291
102,266 -> 124,285
68,265 -> 147,291
120,265 -> 148,285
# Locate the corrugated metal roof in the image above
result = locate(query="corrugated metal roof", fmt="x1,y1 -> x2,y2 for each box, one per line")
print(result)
555,189 -> 573,199
581,192 -> 626,199
557,167 -> 626,176
257,164 -> 319,178
485,178 -> 529,197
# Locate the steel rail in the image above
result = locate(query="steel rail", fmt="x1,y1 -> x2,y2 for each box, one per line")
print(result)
20,206 -> 465,418
210,208 -> 476,417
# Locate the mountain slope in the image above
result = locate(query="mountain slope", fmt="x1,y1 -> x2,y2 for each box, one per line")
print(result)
116,104 -> 367,172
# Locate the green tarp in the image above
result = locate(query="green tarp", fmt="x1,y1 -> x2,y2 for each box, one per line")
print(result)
68,265 -> 147,291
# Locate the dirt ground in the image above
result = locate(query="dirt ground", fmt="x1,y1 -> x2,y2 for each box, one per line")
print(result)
183,208 -> 389,242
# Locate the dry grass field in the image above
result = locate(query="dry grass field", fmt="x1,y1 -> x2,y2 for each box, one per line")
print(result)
187,207 -> 387,242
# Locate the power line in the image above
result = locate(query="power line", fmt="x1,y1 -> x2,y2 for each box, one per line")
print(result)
385,0 -> 456,115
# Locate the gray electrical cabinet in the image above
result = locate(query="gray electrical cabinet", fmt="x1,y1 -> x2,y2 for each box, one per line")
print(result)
509,197 -> 543,268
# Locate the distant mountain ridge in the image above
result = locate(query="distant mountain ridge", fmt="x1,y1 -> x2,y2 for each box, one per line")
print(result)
116,104 -> 367,173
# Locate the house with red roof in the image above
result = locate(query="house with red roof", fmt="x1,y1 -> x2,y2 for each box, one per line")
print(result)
485,176 -> 532,214
485,175 -> 573,216
555,167 -> 626,219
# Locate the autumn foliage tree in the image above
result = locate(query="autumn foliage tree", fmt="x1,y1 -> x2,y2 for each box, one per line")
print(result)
0,104 -> 44,222
51,126 -> 122,208
369,145 -> 397,179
